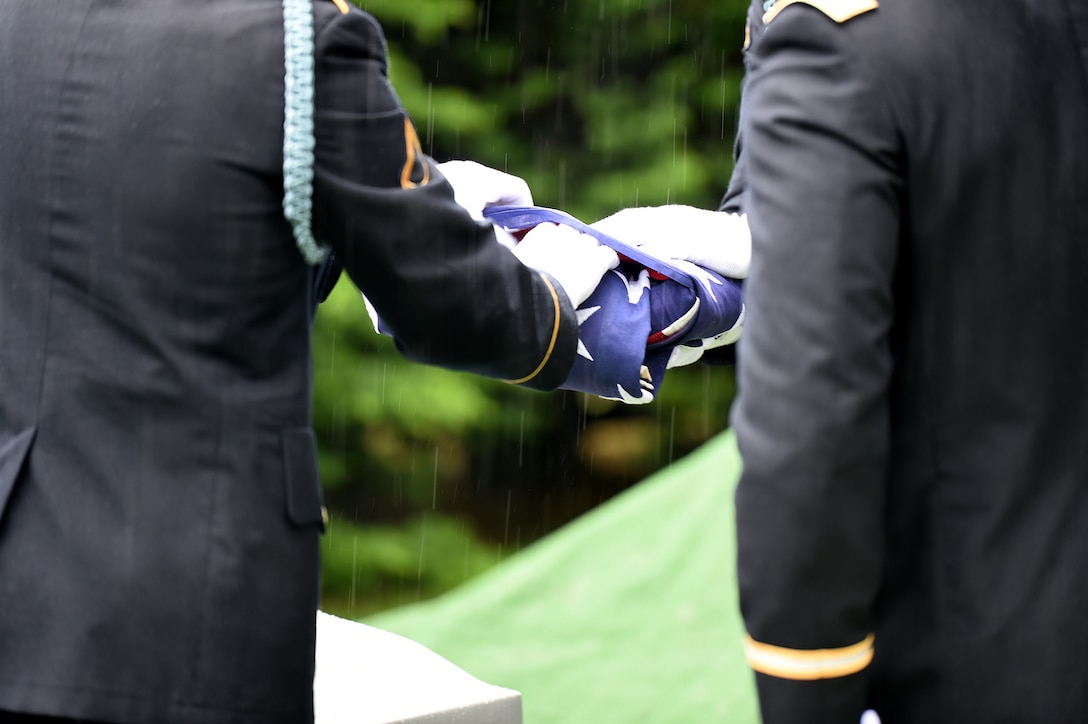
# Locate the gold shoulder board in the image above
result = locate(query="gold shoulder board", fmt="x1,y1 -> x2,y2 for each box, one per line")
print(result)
764,0 -> 878,25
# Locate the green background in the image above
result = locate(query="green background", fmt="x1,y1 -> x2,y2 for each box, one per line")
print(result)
368,431 -> 759,724
314,0 -> 751,621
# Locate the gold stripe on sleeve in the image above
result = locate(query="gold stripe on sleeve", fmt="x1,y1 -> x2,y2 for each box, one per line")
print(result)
504,273 -> 562,385
744,634 -> 875,681
400,119 -> 431,189
330,0 -> 351,14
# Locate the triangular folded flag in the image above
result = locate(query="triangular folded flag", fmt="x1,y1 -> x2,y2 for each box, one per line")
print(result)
483,206 -> 743,404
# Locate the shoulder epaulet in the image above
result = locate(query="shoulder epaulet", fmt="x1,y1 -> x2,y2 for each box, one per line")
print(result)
763,0 -> 878,25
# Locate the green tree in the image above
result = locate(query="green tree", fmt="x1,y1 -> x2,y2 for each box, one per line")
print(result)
315,0 -> 749,618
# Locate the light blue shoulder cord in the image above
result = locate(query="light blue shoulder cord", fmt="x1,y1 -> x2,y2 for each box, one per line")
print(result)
282,0 -> 328,265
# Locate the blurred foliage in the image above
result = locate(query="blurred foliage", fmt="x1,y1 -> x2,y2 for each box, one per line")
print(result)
316,0 -> 748,618
321,512 -> 509,618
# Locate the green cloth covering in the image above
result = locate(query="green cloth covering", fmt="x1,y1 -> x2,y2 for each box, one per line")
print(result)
365,431 -> 760,724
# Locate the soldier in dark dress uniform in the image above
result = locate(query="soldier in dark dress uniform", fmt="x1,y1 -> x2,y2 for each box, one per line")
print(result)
732,0 -> 1088,722
0,1 -> 615,722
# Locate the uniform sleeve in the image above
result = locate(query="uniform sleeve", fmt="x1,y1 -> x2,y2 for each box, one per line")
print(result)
718,3 -> 765,215
309,7 -> 577,390
731,4 -> 901,723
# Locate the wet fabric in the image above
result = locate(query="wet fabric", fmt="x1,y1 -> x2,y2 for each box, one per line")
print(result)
485,206 -> 744,403
362,205 -> 742,402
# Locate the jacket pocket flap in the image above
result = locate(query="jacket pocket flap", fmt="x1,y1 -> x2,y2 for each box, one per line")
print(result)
281,428 -> 326,531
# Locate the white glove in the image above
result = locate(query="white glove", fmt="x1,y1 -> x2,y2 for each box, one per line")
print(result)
665,304 -> 744,368
860,710 -> 881,724
437,160 -> 534,221
590,205 -> 751,279
511,223 -> 619,308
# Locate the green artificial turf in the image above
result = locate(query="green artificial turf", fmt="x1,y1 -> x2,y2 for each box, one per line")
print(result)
365,430 -> 759,724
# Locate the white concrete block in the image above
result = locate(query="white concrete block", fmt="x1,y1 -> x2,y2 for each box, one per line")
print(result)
314,611 -> 522,724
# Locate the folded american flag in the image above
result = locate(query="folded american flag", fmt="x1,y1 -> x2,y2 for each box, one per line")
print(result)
483,206 -> 743,404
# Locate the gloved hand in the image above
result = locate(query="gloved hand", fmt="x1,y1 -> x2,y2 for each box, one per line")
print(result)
860,710 -> 881,724
666,304 -> 745,368
511,223 -> 620,308
437,160 -> 534,221
590,204 -> 751,279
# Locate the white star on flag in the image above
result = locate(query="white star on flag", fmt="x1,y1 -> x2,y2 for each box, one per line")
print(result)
575,305 -> 601,360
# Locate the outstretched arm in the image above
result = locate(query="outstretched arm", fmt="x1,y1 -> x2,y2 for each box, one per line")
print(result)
310,7 -> 616,390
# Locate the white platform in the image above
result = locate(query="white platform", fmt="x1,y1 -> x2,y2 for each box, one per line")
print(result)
314,611 -> 522,724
